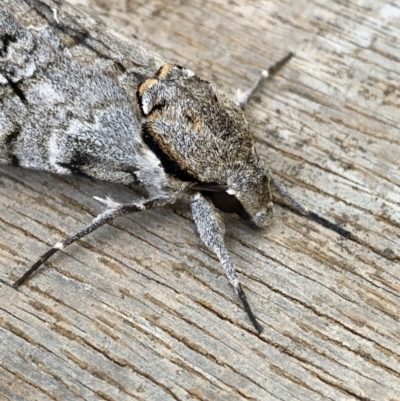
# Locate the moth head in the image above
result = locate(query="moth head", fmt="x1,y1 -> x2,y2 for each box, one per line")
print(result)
229,156 -> 275,227
137,64 -> 274,227
196,155 -> 275,227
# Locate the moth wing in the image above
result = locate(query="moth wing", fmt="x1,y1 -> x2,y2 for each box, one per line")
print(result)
0,1 -> 167,191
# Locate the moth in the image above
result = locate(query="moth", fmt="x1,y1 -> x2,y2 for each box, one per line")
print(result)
0,0 -> 349,333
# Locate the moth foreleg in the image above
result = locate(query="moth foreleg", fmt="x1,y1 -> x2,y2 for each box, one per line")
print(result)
13,195 -> 174,288
190,193 -> 263,333
233,52 -> 293,110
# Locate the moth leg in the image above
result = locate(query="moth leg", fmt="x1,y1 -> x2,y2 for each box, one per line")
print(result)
234,52 -> 293,110
272,178 -> 351,238
190,193 -> 263,333
13,196 -> 174,288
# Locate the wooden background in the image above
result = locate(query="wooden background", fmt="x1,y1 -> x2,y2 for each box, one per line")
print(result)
1,0 -> 400,400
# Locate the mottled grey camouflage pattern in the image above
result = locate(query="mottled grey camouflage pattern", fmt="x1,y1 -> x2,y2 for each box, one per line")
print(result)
0,0 -> 173,195
1,0 -> 349,333
0,0 -> 274,226
0,0 -> 270,332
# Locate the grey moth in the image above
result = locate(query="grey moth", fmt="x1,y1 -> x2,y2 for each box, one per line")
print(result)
0,0 -> 349,333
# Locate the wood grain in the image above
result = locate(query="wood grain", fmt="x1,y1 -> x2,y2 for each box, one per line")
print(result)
1,0 -> 399,400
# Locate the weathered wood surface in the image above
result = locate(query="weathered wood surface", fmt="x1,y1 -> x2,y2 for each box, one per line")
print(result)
1,0 -> 399,400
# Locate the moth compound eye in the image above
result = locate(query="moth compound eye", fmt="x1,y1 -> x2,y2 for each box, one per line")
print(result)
209,191 -> 243,213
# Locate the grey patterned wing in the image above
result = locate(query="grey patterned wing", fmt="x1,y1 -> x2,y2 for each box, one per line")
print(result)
8,0 -> 165,82
0,0 -> 166,188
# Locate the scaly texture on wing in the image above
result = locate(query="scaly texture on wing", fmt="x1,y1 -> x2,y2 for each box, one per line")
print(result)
0,1 -> 168,191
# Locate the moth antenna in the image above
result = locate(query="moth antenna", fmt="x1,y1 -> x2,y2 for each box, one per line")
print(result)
234,52 -> 293,110
237,284 -> 263,333
13,196 -> 173,288
272,178 -> 351,239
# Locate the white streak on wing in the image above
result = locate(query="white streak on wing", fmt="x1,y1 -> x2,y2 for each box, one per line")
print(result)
48,119 -> 85,174
48,132 -> 70,174
27,25 -> 49,31
28,81 -> 64,106
52,8 -> 59,23
13,61 -> 36,81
